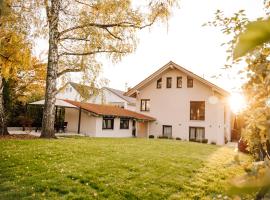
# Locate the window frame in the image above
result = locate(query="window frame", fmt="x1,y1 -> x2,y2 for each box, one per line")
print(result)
140,99 -> 150,111
189,127 -> 205,140
102,117 -> 114,130
120,118 -> 129,129
166,77 -> 172,88
187,76 -> 193,88
190,101 -> 205,121
156,78 -> 162,89
176,76 -> 182,88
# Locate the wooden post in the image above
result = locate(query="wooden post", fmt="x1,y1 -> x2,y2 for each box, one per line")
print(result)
77,107 -> 82,134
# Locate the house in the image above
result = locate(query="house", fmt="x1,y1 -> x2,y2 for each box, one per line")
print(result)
29,99 -> 154,137
88,87 -> 136,111
125,61 -> 231,145
56,82 -> 136,111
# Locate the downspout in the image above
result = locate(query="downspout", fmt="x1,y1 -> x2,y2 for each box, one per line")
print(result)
77,107 -> 82,134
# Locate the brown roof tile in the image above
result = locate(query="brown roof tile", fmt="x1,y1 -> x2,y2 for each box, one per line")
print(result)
63,99 -> 155,121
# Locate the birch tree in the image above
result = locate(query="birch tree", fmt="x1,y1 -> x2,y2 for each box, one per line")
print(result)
40,0 -> 178,138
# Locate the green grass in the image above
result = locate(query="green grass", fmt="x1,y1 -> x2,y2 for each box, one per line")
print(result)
0,137 -> 250,199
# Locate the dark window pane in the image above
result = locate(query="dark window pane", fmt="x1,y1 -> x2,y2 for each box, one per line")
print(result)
102,117 -> 114,129
187,77 -> 193,88
157,78 -> 162,89
177,77 -> 182,88
120,118 -> 129,129
166,77 -> 172,88
190,101 -> 205,120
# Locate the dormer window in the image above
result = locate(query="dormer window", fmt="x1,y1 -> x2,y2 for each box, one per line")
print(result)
157,78 -> 162,89
166,77 -> 172,88
187,77 -> 193,88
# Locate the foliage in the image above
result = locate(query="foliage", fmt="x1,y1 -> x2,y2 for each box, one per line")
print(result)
0,138 -> 251,199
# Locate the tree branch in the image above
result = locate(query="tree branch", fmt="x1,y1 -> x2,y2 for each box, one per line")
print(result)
59,49 -> 127,57
59,20 -> 156,36
55,82 -> 69,95
57,67 -> 82,77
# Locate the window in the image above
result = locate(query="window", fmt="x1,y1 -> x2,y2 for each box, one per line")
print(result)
166,77 -> 172,88
102,117 -> 114,129
177,77 -> 182,88
189,127 -> 205,140
141,99 -> 150,111
190,101 -> 205,120
157,78 -> 162,89
120,118 -> 129,129
163,125 -> 172,138
187,76 -> 193,88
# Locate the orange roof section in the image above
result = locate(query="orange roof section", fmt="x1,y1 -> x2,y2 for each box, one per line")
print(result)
63,99 -> 155,121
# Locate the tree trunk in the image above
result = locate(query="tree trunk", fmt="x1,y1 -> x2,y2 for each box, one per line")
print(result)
0,77 -> 9,136
40,0 -> 60,138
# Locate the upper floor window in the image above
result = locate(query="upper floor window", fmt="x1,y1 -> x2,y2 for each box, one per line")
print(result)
141,99 -> 150,111
177,77 -> 182,88
190,101 -> 205,120
166,77 -> 172,88
102,117 -> 114,129
157,78 -> 162,89
187,77 -> 193,88
120,118 -> 129,129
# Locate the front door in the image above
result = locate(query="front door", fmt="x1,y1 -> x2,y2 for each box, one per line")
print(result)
163,125 -> 172,138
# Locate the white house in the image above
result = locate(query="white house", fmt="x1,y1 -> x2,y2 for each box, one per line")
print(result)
56,82 -> 136,111
125,61 -> 231,145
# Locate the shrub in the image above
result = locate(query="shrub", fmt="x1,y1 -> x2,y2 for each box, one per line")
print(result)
149,135 -> 155,139
211,141 -> 216,145
189,138 -> 196,142
176,137 -> 181,140
202,139 -> 208,144
158,135 -> 168,139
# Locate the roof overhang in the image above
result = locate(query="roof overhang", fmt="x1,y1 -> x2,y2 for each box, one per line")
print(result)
29,99 -> 77,108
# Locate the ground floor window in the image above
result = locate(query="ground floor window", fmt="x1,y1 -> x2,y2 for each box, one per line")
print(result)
189,127 -> 205,140
102,117 -> 114,129
120,118 -> 129,129
163,125 -> 172,138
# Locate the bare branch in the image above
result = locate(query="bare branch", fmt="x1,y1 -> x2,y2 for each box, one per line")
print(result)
104,28 -> 122,40
59,49 -> 127,57
60,37 -> 92,42
55,82 -> 69,95
59,20 -> 156,36
57,67 -> 82,77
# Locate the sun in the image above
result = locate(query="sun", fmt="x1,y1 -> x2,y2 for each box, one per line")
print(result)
229,93 -> 247,114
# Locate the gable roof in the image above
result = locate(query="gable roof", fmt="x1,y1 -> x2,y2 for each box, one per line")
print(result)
68,82 -> 96,99
64,99 -> 155,121
125,61 -> 230,97
103,87 -> 136,105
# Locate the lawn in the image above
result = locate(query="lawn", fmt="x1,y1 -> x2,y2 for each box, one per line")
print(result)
0,137 -> 250,200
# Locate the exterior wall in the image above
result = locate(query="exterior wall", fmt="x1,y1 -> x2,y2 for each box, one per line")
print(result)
65,108 -> 96,136
95,117 -> 133,137
89,89 -> 136,111
56,84 -> 82,101
136,68 -> 230,145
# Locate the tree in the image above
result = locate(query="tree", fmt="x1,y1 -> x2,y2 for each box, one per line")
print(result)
207,3 -> 270,199
0,0 -> 35,135
39,0 -> 178,138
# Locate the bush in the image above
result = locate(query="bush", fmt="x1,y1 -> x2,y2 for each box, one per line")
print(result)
176,137 -> 181,140
149,135 -> 155,139
202,139 -> 208,144
158,135 -> 168,139
211,141 -> 216,145
189,138 -> 196,142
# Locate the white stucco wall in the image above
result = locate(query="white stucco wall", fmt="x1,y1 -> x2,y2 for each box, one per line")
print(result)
65,108 -> 96,136
89,89 -> 136,111
95,118 -> 133,137
135,68 -> 231,145
56,84 -> 82,101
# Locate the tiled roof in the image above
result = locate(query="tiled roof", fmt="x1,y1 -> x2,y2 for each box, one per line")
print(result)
103,87 -> 136,105
64,99 -> 155,121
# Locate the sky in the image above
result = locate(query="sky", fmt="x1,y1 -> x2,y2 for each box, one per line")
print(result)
35,0 -> 266,93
